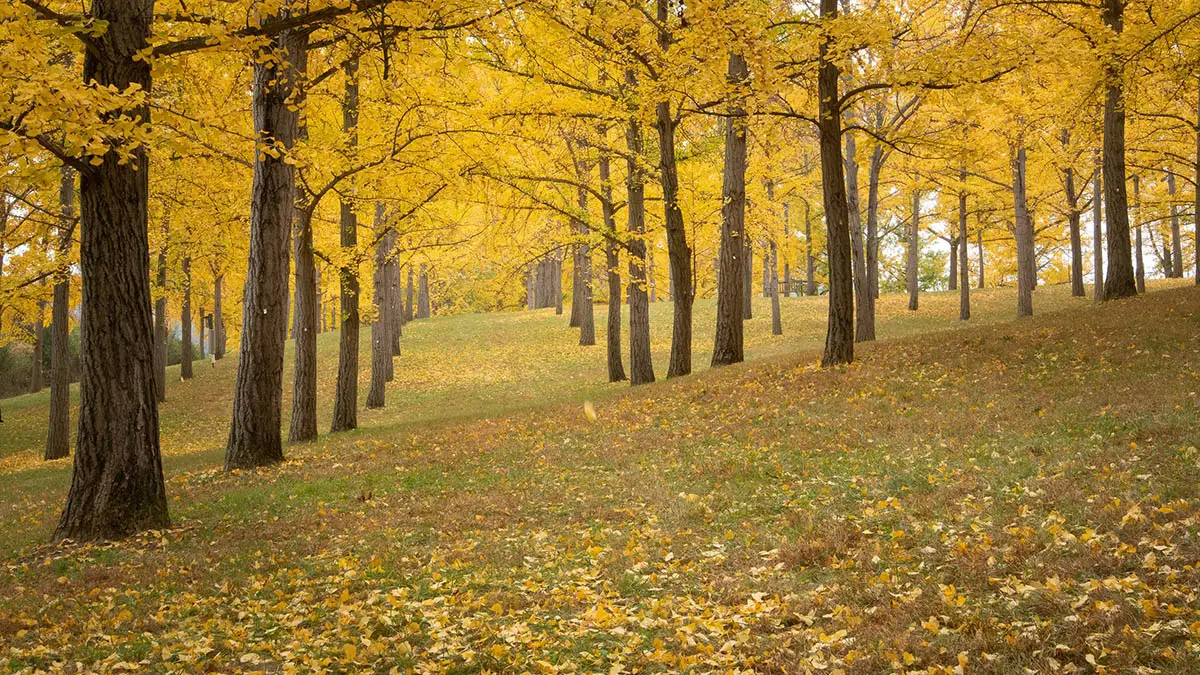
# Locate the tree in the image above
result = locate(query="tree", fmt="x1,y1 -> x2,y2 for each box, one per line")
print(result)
712,52 -> 749,367
45,165 -> 75,461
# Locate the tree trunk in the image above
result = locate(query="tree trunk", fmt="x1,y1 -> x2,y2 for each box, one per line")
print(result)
153,225 -> 166,402
331,57 -> 361,435
761,242 -> 770,298
388,250 -> 402,357
225,26 -> 305,470
1195,80 -> 1200,285
212,273 -> 224,359
1013,147 -> 1034,317
288,208 -> 318,443
1064,135 -> 1085,296
770,240 -> 782,336
45,165 -> 75,461
600,169 -> 626,381
405,267 -> 415,321
866,147 -> 883,301
805,201 -> 816,296
416,264 -> 431,319
958,171 -> 970,321
647,246 -> 657,303
948,236 -> 958,291
366,203 -> 390,409
29,295 -> 45,394
1133,174 -> 1144,292
1168,170 -> 1183,278
656,0 -> 692,378
907,187 -> 920,312
1100,0 -> 1137,301
573,162 -> 596,346
712,52 -> 749,367
818,0 -> 854,367
977,228 -> 985,289
55,0 -> 169,541
180,257 -> 193,379
742,239 -> 753,320
1092,155 -> 1104,302
624,79 -> 655,386
198,305 -> 205,360
846,132 -> 872,340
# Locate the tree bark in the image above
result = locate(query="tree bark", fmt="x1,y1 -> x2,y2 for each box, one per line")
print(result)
624,79 -> 655,386
46,165 -> 75,461
656,0 -> 692,378
180,256 -> 193,379
907,187 -> 920,312
712,52 -> 748,367
1013,147 -> 1034,317
366,203 -> 390,409
818,0 -> 854,367
948,236 -> 958,291
55,0 -> 169,541
1100,0 -> 1137,301
288,208 -> 318,443
770,240 -> 782,336
742,239 -> 753,320
225,25 -> 305,470
599,154 -> 626,382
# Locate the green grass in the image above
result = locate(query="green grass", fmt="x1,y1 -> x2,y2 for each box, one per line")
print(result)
1,279 -> 1199,673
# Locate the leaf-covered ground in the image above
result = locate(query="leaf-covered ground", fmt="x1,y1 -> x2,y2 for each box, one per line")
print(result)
2,282 -> 1199,673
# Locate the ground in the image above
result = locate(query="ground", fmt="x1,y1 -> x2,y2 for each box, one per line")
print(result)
1,281 -> 1199,673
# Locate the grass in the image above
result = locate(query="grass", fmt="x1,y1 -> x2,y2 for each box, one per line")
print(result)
1,279 -> 1199,673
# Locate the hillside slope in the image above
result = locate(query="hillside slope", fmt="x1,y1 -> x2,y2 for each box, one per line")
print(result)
1,284 -> 1199,672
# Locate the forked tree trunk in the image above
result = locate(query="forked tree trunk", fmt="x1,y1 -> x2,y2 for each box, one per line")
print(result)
656,0 -> 692,378
907,187 -> 920,312
712,52 -> 749,367
55,0 -> 169,541
225,26 -> 306,470
289,207 -> 318,443
366,203 -> 390,409
181,257 -> 193,379
599,154 -> 626,382
331,57 -> 361,435
1013,147 -> 1034,317
624,81 -> 655,386
818,0 -> 854,367
1100,0 -> 1137,301
45,165 -> 75,461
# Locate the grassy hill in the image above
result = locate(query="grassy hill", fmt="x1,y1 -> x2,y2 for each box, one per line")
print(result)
2,281 -> 1199,672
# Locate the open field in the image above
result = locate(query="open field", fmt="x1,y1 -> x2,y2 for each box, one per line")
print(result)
2,280 -> 1199,672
